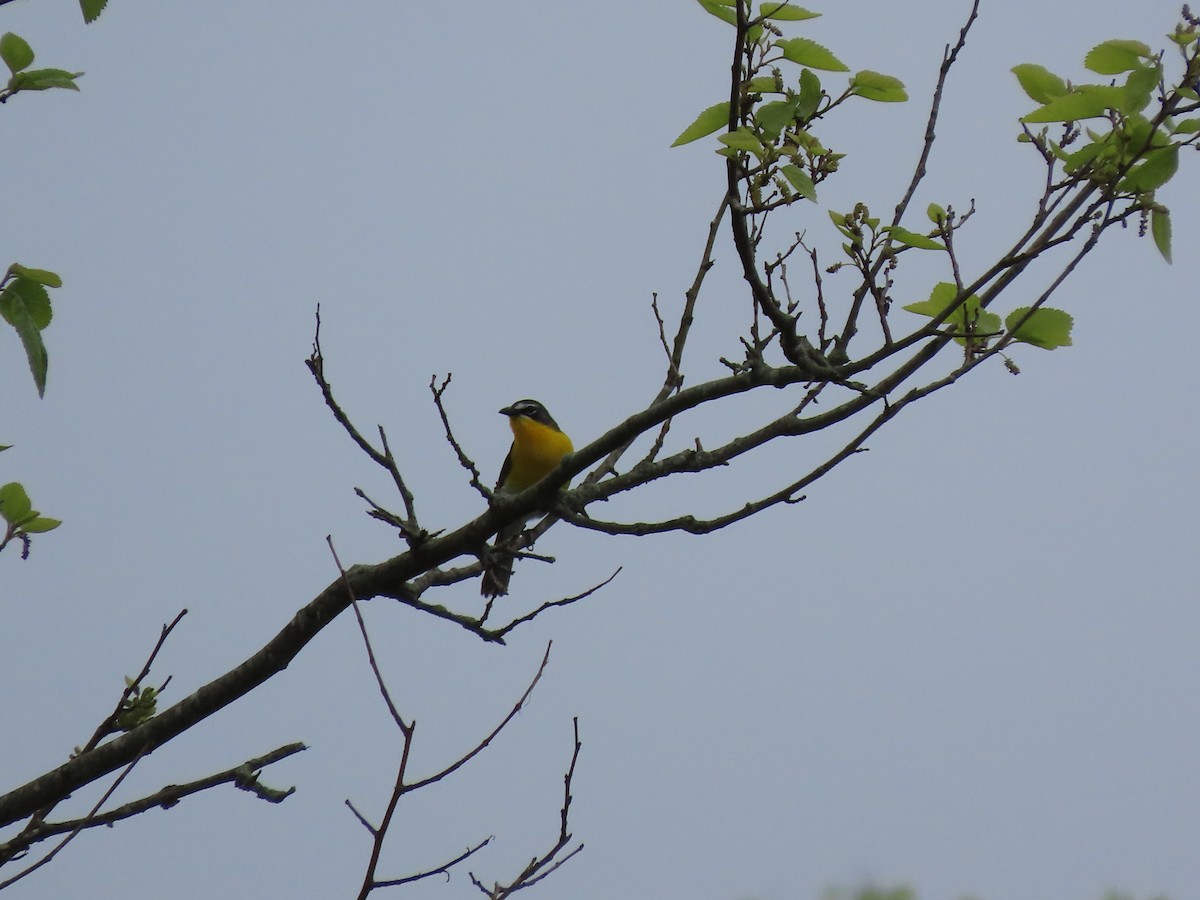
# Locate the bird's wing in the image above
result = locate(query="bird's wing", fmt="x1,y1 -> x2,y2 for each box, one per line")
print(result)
495,444 -> 515,492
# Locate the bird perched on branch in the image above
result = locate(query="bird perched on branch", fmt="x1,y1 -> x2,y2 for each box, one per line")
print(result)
481,399 -> 574,598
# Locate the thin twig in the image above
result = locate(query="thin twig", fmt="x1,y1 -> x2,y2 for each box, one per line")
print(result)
356,720 -> 415,900
307,307 -> 427,543
585,195 -> 729,485
487,569 -> 622,641
649,292 -> 676,384
354,645 -> 555,898
469,717 -> 584,897
344,799 -> 377,836
375,837 -> 494,888
0,752 -> 147,889
407,643 -> 553,792
83,609 -> 188,753
307,306 -> 390,470
376,426 -> 421,528
328,536 -> 410,731
430,374 -> 491,499
6,608 -> 190,857
891,0 -> 982,227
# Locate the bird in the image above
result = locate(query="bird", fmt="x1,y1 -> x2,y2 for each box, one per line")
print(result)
481,399 -> 574,598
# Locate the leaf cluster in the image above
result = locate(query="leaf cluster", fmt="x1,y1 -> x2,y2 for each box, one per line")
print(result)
1,264 -> 61,398
672,2 -> 1081,365
0,32 -> 82,101
673,1 -> 906,207
114,679 -> 160,732
1,264 -> 63,560
904,282 -> 1073,352
0,15 -> 86,565
1014,31 -> 1200,262
0,480 -> 61,559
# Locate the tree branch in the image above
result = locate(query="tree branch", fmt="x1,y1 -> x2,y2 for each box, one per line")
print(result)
353,644 -> 556,898
468,717 -> 584,898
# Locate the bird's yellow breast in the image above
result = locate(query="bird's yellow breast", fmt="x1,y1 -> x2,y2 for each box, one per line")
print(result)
504,416 -> 574,492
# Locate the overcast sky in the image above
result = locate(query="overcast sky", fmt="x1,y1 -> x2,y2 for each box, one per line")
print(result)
3,1 -> 1198,899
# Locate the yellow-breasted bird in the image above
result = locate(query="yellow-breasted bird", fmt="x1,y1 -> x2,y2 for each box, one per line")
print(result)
481,399 -> 574,598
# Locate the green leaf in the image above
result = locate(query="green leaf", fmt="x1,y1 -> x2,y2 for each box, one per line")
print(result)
0,482 -> 33,525
80,0 -> 109,23
902,282 -> 958,317
759,2 -> 820,20
0,33 -> 34,74
1121,65 -> 1159,114
1061,139 -> 1109,174
20,516 -> 61,534
717,127 -> 765,154
926,203 -> 946,225
787,126 -> 825,153
1011,63 -> 1067,104
1170,118 -> 1200,134
1,278 -> 53,330
1121,144 -> 1179,193
780,164 -> 817,201
8,264 -> 62,289
885,226 -> 944,250
1005,307 -> 1073,349
849,70 -> 907,102
671,102 -> 730,147
1151,206 -> 1172,263
0,282 -> 50,396
746,76 -> 781,94
9,324 -> 47,395
755,97 -> 800,137
776,38 -> 848,72
1117,114 -> 1157,151
1021,87 -> 1122,123
695,0 -> 737,25
9,68 -> 83,92
903,282 -> 1001,344
1084,39 -> 1152,75
795,67 -> 822,119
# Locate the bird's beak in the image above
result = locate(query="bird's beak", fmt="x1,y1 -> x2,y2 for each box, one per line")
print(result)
498,406 -> 516,417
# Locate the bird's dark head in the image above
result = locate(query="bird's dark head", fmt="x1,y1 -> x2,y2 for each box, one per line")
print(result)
499,399 -> 560,430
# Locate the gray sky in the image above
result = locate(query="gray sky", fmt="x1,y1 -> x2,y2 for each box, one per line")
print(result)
3,1 -> 1198,899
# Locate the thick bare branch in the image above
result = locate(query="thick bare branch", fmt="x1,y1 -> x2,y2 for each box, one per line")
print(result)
0,742 -> 303,868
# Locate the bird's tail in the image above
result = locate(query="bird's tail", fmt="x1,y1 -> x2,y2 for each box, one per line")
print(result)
480,522 -> 521,598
